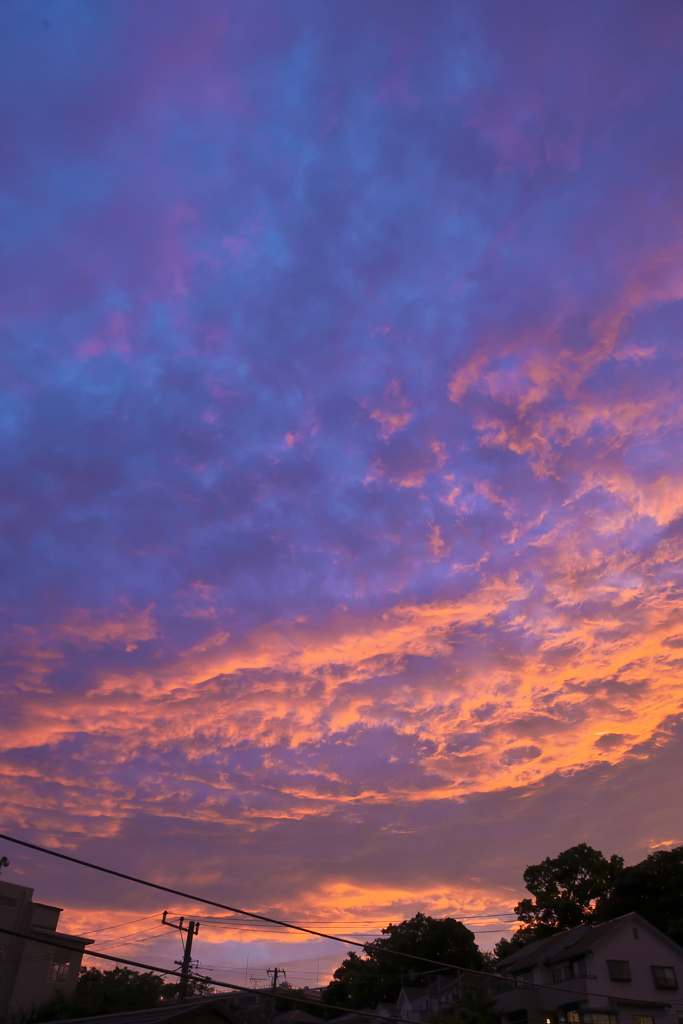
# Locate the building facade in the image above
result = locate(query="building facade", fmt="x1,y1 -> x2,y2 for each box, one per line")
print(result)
0,877 -> 93,1015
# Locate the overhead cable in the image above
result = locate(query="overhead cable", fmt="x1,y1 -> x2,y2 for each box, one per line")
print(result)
0,833 -> 369,948
0,924 -> 680,1011
0,926 -> 415,1024
0,832 -> 512,974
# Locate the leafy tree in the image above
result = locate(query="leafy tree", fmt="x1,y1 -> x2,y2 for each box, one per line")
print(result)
325,913 -> 485,1010
31,965 -> 212,1021
492,932 -> 528,961
434,987 -> 500,1024
514,844 -> 623,935
33,967 -> 165,1020
495,844 -> 624,956
495,842 -> 683,963
596,845 -> 683,944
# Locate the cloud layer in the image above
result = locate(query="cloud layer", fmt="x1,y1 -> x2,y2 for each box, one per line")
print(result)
2,0 -> 683,966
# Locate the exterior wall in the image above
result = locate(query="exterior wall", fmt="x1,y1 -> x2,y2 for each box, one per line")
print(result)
0,878 -> 91,1015
31,903 -> 62,930
0,880 -> 37,1015
589,923 -> 683,1015
496,978 -> 558,1024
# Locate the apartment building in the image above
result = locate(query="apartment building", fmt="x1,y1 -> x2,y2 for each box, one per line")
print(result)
0,876 -> 93,1014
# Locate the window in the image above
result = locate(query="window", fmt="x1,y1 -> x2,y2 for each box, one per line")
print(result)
651,965 -> 678,991
607,960 -> 631,982
0,896 -> 17,909
48,947 -> 71,984
553,960 -> 588,983
633,1016 -> 653,1024
632,928 -> 639,940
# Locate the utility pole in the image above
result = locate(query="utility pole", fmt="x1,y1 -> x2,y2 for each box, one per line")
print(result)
162,911 -> 200,1002
267,967 -> 286,991
267,968 -> 287,1023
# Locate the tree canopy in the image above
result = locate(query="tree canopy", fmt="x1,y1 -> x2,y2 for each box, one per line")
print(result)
33,965 -> 213,1021
596,846 -> 683,944
325,912 -> 486,1010
434,988 -> 501,1024
494,843 -> 623,957
495,842 -> 683,960
515,843 -> 623,932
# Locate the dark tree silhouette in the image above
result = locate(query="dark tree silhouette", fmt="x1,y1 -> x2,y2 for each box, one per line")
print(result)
32,965 -> 213,1021
325,913 -> 485,1009
596,845 -> 683,944
434,988 -> 501,1024
495,844 -> 624,956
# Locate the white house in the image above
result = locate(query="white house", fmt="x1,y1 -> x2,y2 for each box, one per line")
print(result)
496,913 -> 683,1024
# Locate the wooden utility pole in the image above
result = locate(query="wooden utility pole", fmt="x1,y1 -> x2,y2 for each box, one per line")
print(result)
162,911 -> 200,1001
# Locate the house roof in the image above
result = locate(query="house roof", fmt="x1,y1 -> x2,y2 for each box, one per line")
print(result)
544,918 -> 629,965
38,995 -> 235,1024
273,1010 -> 323,1024
497,928 -> 590,973
398,987 -> 424,1001
32,924 -> 94,947
498,913 -> 683,973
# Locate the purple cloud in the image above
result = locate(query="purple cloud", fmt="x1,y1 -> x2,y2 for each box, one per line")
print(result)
2,0 -> 683,968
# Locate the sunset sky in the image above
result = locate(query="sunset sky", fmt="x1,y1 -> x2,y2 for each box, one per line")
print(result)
3,0 -> 683,989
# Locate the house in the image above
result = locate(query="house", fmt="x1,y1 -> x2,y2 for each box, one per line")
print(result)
401,971 -> 508,1023
0,876 -> 93,1014
273,1010 -> 324,1024
496,913 -> 683,1024
397,978 -> 467,1022
37,995 -> 237,1024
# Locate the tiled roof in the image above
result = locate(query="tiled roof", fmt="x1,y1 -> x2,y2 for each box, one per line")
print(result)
544,918 -> 626,964
497,928 -> 589,972
497,913 -> 652,972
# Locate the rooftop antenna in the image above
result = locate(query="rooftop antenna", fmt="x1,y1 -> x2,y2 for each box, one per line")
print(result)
0,857 -> 9,875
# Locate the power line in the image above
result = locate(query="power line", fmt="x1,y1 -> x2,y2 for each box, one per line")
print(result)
189,921 -> 513,937
94,926 -> 167,950
4,833 -> 677,1009
192,921 -> 518,929
0,924 -> 680,1013
0,833 -> 370,949
0,927 -> 167,970
89,914 -> 161,934
0,832 -> 513,975
0,926 -> 416,1024
195,918 -> 516,930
